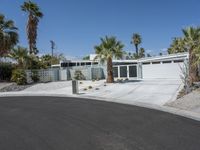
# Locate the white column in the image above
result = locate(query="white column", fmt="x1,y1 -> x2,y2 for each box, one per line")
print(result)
127,65 -> 129,78
118,66 -> 120,78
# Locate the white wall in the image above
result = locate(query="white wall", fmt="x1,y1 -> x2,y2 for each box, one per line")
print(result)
142,62 -> 184,79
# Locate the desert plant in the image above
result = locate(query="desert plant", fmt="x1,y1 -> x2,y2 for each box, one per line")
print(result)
11,69 -> 27,85
83,88 -> 87,91
88,86 -> 93,89
74,70 -> 85,80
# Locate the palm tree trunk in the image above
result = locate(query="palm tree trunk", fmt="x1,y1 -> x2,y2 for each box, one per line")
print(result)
106,57 -> 114,83
189,48 -> 199,85
135,44 -> 138,56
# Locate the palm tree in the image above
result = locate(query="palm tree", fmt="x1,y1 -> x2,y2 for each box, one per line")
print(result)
131,33 -> 142,56
94,36 -> 124,83
50,40 -> 55,57
138,47 -> 145,58
8,46 -> 28,69
182,27 -> 200,84
168,37 -> 186,54
0,14 -> 18,57
21,1 -> 43,55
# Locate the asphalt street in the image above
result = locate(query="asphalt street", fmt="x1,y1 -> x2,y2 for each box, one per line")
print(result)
0,96 -> 199,150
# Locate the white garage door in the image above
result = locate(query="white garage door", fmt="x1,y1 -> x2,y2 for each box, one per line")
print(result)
142,62 -> 184,79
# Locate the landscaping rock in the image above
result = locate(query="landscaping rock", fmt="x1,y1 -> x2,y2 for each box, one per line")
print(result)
0,83 -> 34,92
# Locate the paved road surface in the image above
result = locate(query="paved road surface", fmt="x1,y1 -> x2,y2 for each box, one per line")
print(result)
0,96 -> 199,150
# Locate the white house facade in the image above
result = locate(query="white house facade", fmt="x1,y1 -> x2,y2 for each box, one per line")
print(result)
59,52 -> 188,80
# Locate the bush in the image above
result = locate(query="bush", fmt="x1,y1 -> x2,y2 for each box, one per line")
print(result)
74,70 -> 85,80
0,62 -> 13,81
88,86 -> 93,89
31,70 -> 39,82
11,69 -> 27,85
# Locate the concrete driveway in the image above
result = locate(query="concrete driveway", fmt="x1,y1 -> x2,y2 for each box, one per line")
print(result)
83,79 -> 182,105
0,96 -> 200,150
0,79 -> 182,106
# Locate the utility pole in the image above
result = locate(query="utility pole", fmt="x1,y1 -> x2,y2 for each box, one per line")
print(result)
50,40 -> 55,66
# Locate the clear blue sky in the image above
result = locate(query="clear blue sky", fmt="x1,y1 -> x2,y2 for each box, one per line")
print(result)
1,0 -> 200,58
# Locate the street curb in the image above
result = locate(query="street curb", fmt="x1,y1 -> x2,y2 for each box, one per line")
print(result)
0,93 -> 200,122
78,95 -> 200,122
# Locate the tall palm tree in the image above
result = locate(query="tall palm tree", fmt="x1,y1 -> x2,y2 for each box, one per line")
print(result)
21,0 -> 43,55
131,33 -> 142,56
0,14 -> 18,57
8,46 -> 28,69
94,36 -> 124,83
182,27 -> 200,84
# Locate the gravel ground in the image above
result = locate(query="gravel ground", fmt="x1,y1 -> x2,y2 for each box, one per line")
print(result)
0,83 -> 34,92
166,88 -> 200,113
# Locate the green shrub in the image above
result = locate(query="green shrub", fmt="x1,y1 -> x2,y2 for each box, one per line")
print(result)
74,70 -> 85,80
0,62 -> 13,81
11,69 -> 27,85
83,88 -> 87,91
88,86 -> 93,89
31,70 -> 39,82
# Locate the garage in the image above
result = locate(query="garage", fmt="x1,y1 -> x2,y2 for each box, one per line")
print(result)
140,53 -> 188,79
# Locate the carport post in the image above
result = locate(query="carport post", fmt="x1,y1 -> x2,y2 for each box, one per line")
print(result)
72,80 -> 79,94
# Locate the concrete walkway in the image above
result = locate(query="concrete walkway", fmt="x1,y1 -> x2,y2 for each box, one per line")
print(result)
0,79 -> 182,106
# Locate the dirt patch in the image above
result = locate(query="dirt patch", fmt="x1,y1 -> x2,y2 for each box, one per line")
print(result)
166,88 -> 200,113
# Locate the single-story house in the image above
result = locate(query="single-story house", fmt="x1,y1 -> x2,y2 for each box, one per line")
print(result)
59,52 -> 188,80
